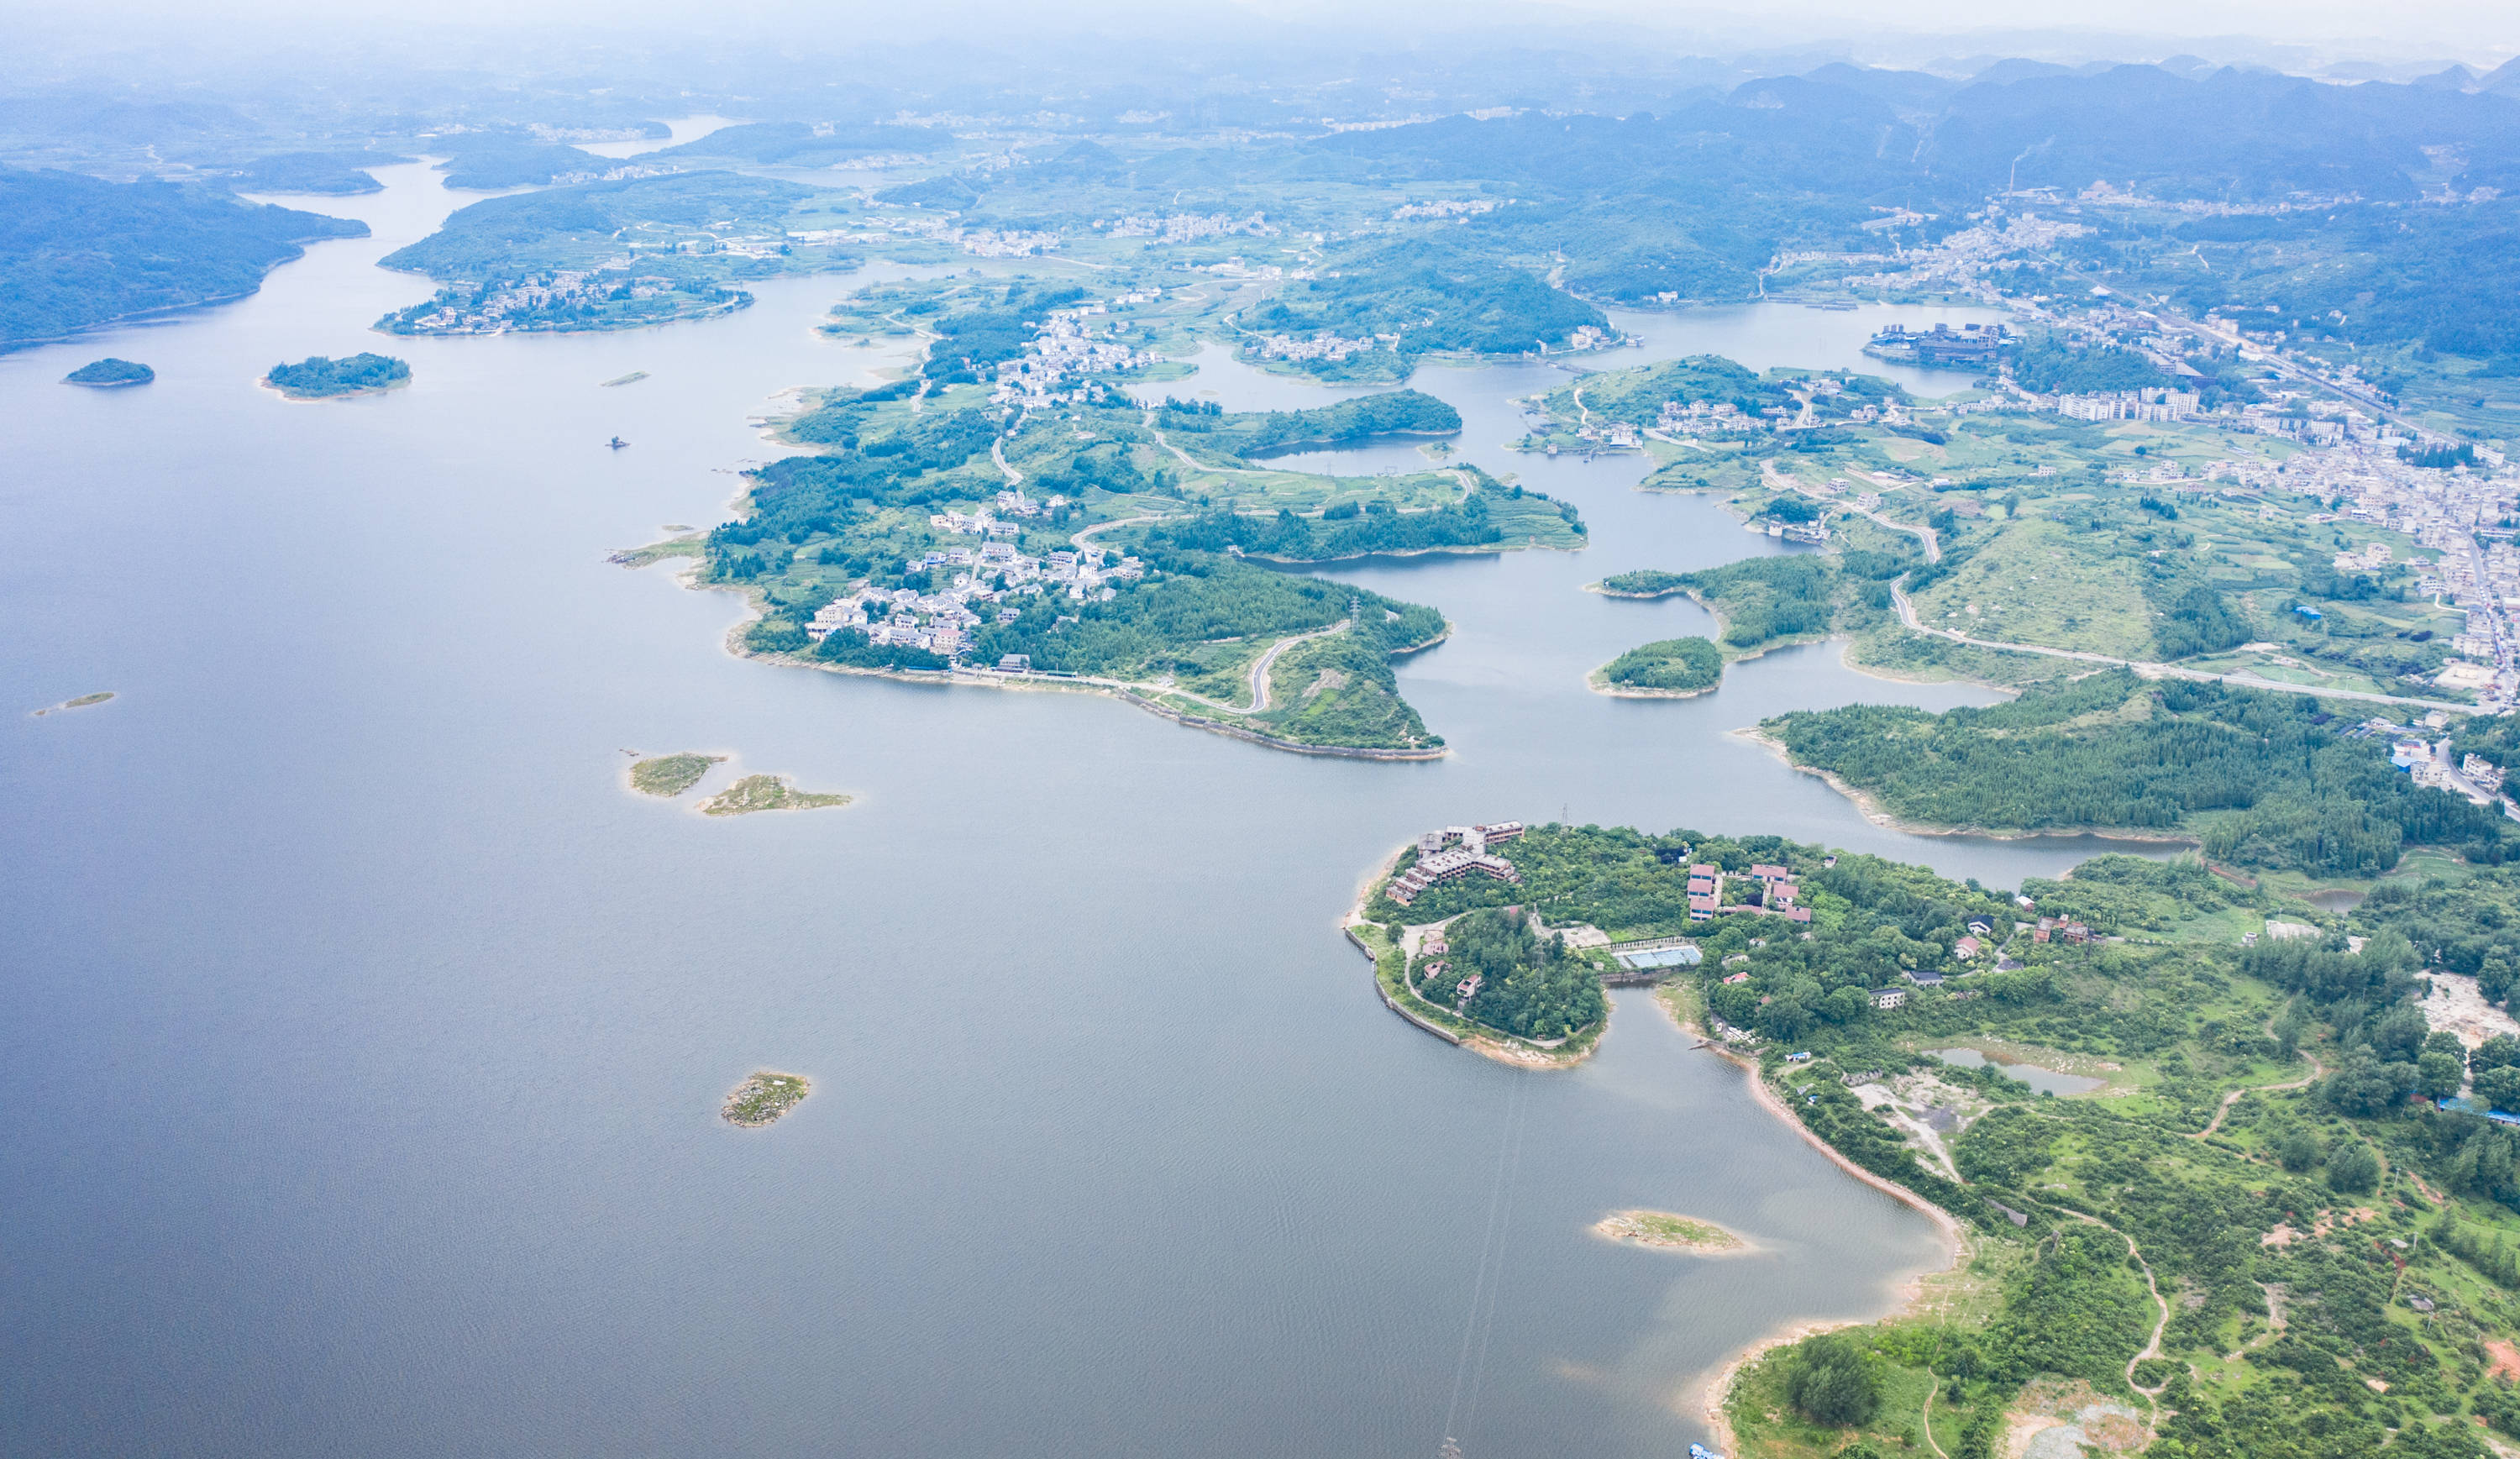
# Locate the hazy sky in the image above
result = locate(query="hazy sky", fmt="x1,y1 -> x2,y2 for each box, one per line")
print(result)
2,0 -> 2509,70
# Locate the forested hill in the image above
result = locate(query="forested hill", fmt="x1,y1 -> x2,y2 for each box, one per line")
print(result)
0,168 -> 367,350
1156,389 -> 1462,456
1764,669 -> 2510,874
378,171 -> 816,281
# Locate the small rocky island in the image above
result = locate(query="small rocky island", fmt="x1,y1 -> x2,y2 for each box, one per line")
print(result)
263,352 -> 410,399
1592,1210 -> 1747,1254
722,1071 -> 810,1127
700,774 -> 850,816
65,358 -> 153,387
31,690 -> 116,716
629,752 -> 724,797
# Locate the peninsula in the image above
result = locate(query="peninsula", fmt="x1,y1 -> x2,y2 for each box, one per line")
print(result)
262,353 -> 409,400
722,1071 -> 809,1126
1350,817 -> 2520,1459
634,273 -> 1588,757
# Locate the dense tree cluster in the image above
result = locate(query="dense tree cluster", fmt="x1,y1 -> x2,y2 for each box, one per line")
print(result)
1598,636 -> 1723,692
1239,237 -> 1607,357
1767,669 -> 2509,874
1410,906 -> 1606,1042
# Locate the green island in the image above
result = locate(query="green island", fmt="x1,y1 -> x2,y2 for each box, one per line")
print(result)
627,753 -> 724,797
633,271 -> 1588,755
697,774 -> 850,816
721,1071 -> 810,1127
31,691 -> 114,716
1593,1209 -> 1747,1254
63,358 -> 152,387
262,353 -> 409,399
1352,819 -> 2520,1459
1761,668 -> 2511,875
1591,635 -> 1723,697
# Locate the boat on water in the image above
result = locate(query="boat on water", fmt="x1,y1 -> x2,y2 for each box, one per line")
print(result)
1690,1445 -> 1725,1459
606,436 -> 629,450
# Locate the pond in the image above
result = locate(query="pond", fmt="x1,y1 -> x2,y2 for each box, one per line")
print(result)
1928,1047 -> 2108,1097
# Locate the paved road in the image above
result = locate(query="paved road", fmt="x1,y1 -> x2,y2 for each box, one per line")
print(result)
1243,619 -> 1349,712
1764,460 -> 1943,563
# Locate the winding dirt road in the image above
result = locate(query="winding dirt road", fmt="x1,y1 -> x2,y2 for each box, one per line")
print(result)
1888,583 -> 2475,712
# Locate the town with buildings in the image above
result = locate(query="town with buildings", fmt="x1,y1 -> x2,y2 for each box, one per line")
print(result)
1105,211 -> 1279,243
378,268 -> 748,335
990,298 -> 1164,412
1252,330 -> 1389,364
804,512 -> 1145,661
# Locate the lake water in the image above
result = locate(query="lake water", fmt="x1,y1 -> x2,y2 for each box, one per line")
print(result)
6,163 -> 2127,1459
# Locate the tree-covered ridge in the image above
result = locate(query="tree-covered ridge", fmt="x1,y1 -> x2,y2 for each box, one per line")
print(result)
1156,388 -> 1460,455
1597,636 -> 1722,692
0,167 -> 368,350
262,353 -> 409,398
377,171 -> 822,282
1136,482 -> 1581,562
1558,354 -> 1794,426
2145,199 -> 2520,374
433,137 -> 614,191
1236,237 -> 1606,365
225,151 -> 393,196
1764,669 -> 2509,874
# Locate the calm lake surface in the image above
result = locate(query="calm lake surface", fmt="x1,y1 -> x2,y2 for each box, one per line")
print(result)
3,163 -> 2136,1459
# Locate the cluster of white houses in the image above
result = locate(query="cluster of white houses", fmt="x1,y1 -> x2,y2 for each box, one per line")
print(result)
1386,822 -> 1525,906
804,540 -> 1145,659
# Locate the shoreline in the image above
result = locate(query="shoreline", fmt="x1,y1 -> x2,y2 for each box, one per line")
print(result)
260,375 -> 412,403
1651,989 -> 1969,1456
719,617 -> 1450,762
1732,725 -> 2201,848
1340,848 -> 1600,1069
1586,666 -> 1719,700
